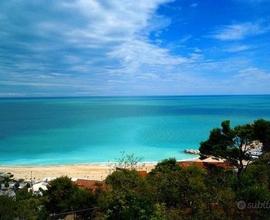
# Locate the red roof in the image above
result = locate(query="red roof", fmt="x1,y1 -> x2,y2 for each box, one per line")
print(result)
178,161 -> 205,169
137,170 -> 148,177
75,179 -> 105,191
177,161 -> 233,170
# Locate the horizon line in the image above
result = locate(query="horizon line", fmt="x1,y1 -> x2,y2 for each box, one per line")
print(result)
0,94 -> 270,99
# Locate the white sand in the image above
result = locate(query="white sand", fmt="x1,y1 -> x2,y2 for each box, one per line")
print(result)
0,163 -> 156,181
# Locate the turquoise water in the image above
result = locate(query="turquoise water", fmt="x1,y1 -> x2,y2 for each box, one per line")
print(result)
0,95 -> 270,165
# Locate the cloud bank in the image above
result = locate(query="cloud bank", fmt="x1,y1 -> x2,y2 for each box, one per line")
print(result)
0,0 -> 270,96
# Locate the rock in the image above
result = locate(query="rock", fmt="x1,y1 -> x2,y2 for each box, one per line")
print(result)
184,149 -> 200,155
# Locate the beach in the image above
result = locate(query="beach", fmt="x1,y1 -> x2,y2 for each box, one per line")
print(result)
0,163 -> 156,181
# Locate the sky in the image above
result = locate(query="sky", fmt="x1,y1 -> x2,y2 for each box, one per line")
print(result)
0,0 -> 270,97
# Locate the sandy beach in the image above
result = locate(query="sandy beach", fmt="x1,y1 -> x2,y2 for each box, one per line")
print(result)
0,163 -> 156,181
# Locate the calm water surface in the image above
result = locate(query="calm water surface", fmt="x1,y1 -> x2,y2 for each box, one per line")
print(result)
0,95 -> 270,165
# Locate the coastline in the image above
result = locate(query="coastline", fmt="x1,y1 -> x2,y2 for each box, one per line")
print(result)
0,163 -> 157,181
0,156 -> 200,181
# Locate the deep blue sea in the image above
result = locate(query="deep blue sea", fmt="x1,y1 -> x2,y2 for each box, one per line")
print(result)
0,95 -> 270,165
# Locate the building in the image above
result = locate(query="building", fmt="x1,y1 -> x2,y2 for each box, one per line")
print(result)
177,157 -> 234,170
75,179 -> 106,192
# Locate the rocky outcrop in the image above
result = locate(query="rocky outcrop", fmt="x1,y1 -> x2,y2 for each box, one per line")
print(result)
184,149 -> 200,155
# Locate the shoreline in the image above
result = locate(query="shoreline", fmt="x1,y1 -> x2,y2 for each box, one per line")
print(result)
0,161 -> 158,167
0,157 -> 199,182
0,154 -> 199,167
0,163 -> 157,182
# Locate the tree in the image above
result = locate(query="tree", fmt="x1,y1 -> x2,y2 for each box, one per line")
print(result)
14,188 -> 42,219
16,197 -> 42,220
0,196 -> 16,220
147,158 -> 183,207
147,158 -> 239,219
115,151 -> 143,170
43,176 -> 96,217
199,120 -> 234,156
253,119 -> 270,152
200,121 -> 254,184
148,159 -> 209,216
234,153 -> 270,219
151,158 -> 181,173
100,169 -> 154,220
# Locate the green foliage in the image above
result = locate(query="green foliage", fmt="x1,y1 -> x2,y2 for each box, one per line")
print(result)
148,159 -> 241,219
253,119 -> 270,152
16,197 -> 42,220
15,187 -> 33,200
0,188 -> 42,220
148,160 -> 209,217
105,169 -> 146,191
99,169 -> 154,220
13,188 -> 41,219
150,203 -> 167,220
199,120 -> 263,182
0,196 -> 16,220
200,119 -> 270,160
151,158 -> 181,173
234,155 -> 270,219
43,176 -> 96,216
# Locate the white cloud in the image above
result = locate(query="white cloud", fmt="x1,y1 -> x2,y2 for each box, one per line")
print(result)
0,0 -> 187,93
211,22 -> 269,41
58,0 -> 171,44
1,0 -> 179,74
1,0 -> 270,96
224,44 -> 252,52
108,38 -> 188,74
234,67 -> 270,81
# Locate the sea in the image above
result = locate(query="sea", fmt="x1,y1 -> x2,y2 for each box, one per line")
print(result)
0,95 -> 270,165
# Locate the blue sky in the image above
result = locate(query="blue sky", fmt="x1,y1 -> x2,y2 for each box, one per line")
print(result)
0,0 -> 270,97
